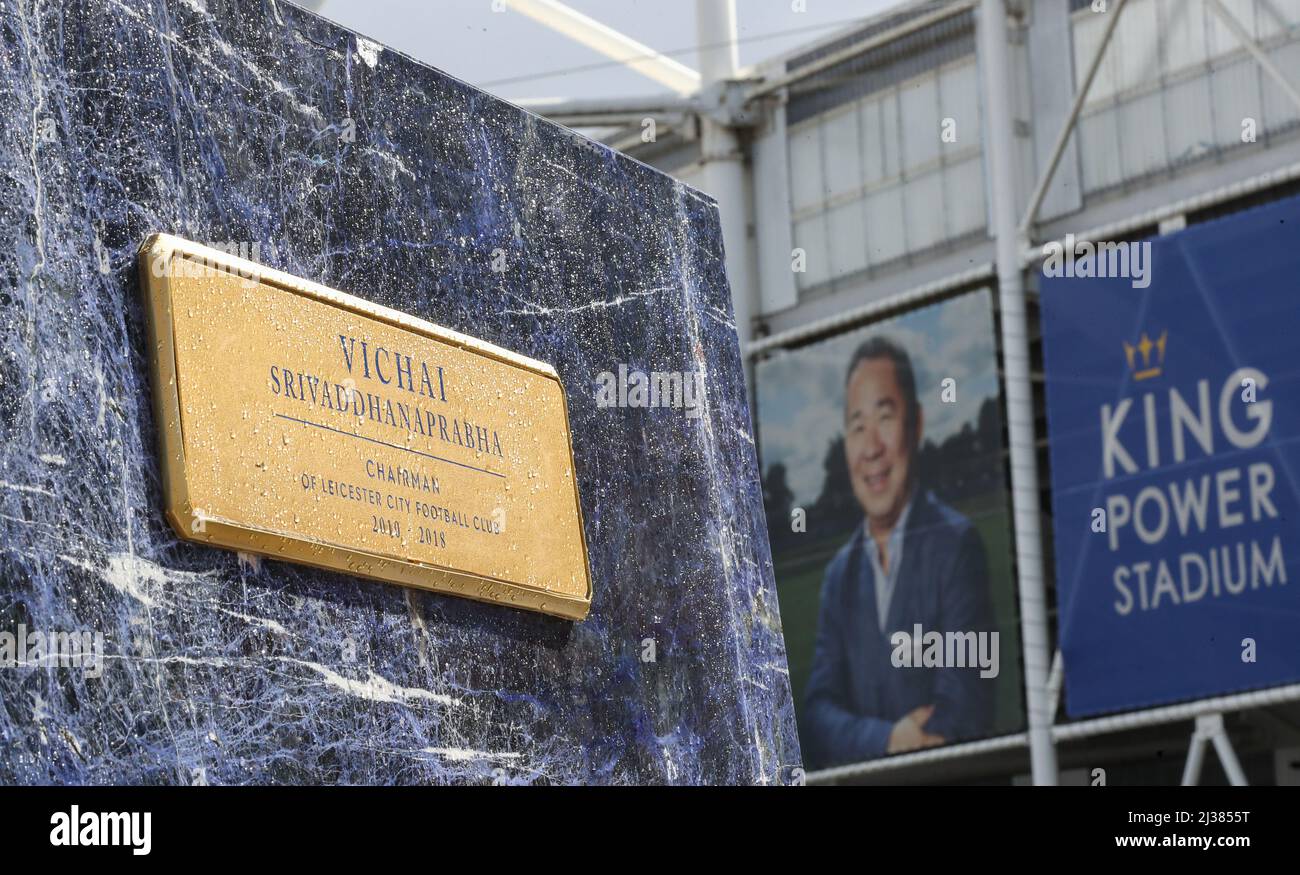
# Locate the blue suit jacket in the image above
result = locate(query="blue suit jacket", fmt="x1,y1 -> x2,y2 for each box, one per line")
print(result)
804,490 -> 996,768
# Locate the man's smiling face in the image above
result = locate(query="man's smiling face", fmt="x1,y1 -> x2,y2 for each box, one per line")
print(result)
844,356 -> 920,534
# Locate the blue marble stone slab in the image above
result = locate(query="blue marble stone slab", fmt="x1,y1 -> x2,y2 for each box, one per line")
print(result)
0,0 -> 800,784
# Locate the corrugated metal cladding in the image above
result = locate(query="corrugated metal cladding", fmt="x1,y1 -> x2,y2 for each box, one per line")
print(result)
785,6 -> 976,126
774,0 -> 1300,302
1072,0 -> 1300,195
784,5 -> 984,297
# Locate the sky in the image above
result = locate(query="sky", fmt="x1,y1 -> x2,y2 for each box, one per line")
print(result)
755,290 -> 1001,508
296,0 -> 903,102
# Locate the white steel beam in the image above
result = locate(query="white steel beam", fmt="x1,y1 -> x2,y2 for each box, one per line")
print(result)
694,0 -> 756,398
515,95 -> 699,117
505,0 -> 701,95
1019,0 -> 1128,237
1209,0 -> 1300,115
979,0 -> 1059,787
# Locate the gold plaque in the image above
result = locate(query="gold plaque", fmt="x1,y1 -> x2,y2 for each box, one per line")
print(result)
138,234 -> 593,620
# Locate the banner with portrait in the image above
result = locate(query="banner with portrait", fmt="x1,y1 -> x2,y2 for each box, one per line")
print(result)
756,288 -> 1024,769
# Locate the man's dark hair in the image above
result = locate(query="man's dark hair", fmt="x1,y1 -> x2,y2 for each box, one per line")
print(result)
844,335 -> 920,440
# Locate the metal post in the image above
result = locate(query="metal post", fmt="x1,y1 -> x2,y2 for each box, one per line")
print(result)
1046,650 -> 1064,716
1183,714 -> 1249,786
1181,730 -> 1209,785
696,0 -> 756,397
977,0 -> 1059,786
1205,714 -> 1250,786
516,95 -> 700,118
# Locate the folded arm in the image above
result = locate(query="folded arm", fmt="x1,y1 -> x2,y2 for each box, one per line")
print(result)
804,558 -> 894,766
923,526 -> 997,743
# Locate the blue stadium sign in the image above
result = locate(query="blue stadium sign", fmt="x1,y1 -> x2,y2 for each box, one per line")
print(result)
1040,196 -> 1300,717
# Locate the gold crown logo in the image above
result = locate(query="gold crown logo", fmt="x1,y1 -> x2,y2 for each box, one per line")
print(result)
1124,331 -> 1167,381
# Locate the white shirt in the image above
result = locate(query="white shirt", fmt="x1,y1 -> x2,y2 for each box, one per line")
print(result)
864,494 -> 914,633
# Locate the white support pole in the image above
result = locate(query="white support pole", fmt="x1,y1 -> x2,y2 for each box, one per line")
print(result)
695,0 -> 739,83
516,95 -> 699,118
1046,650 -> 1064,717
1184,714 -> 1250,786
1206,715 -> 1250,786
978,0 -> 1058,787
1181,729 -> 1209,786
695,0 -> 756,398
